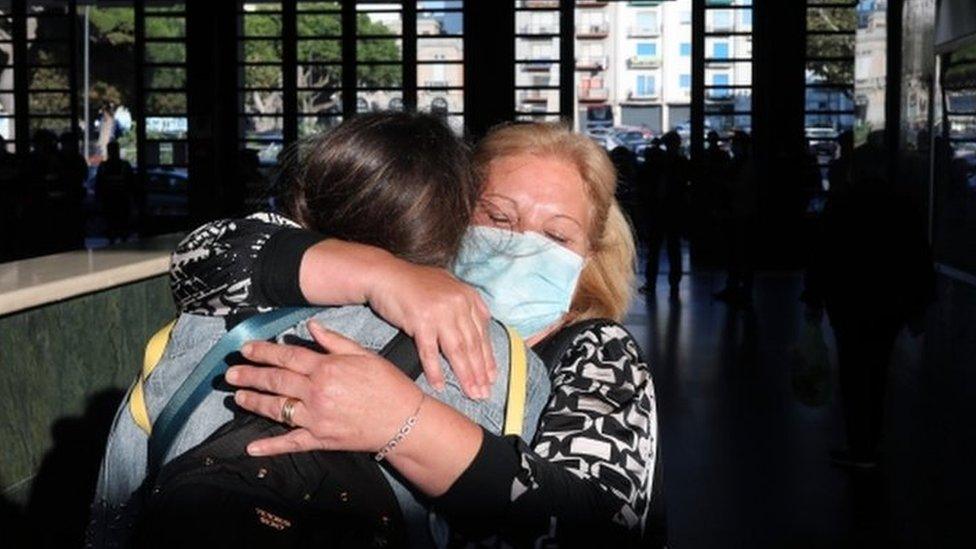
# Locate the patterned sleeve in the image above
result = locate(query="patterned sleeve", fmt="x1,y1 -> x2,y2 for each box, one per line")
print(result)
436,322 -> 659,547
169,212 -> 323,316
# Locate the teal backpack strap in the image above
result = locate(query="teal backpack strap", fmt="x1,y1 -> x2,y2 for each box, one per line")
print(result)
147,307 -> 323,475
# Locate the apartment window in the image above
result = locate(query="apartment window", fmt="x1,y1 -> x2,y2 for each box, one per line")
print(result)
680,42 -> 691,57
712,11 -> 731,30
636,42 -> 656,58
713,41 -> 729,59
636,12 -> 657,32
680,74 -> 691,89
636,74 -> 656,97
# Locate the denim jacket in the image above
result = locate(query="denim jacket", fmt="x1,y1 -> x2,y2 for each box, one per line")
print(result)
86,306 -> 551,548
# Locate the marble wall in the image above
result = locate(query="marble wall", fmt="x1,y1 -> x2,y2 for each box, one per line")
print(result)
0,275 -> 175,503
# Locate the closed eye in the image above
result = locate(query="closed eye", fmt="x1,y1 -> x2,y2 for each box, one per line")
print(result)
544,231 -> 569,245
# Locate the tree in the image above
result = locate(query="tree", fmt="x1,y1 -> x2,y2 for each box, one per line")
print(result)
806,7 -> 857,91
242,3 -> 401,134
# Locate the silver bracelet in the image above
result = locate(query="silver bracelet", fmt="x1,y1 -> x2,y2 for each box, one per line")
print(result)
374,393 -> 427,462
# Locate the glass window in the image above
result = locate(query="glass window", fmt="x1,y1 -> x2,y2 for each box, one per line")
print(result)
680,43 -> 691,56
713,42 -> 729,59
712,11 -> 731,29
637,74 -> 656,97
680,74 -> 691,88
636,12 -> 656,31
636,43 -> 657,57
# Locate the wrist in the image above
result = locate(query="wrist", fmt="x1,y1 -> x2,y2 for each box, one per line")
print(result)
300,239 -> 396,305
385,396 -> 484,496
374,389 -> 427,461
361,247 -> 409,305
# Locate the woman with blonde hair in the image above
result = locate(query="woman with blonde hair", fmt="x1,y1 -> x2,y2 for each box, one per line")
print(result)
166,121 -> 662,546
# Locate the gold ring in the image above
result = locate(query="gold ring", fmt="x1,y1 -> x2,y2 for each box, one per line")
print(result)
280,397 -> 300,427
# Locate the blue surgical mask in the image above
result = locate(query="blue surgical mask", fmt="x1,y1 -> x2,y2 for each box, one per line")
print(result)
452,226 -> 585,339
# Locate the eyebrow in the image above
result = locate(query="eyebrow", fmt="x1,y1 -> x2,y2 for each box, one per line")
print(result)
483,192 -> 585,232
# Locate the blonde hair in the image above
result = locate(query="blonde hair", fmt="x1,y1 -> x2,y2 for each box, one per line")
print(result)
474,122 -> 636,323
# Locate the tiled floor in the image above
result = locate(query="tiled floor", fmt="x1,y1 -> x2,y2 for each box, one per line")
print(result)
626,269 -> 968,547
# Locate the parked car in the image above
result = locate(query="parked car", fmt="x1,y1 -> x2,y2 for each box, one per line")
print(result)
606,126 -> 652,157
585,126 -> 612,148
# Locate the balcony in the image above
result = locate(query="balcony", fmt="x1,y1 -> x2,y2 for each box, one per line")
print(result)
706,90 -> 736,103
523,0 -> 560,8
628,1 -> 661,5
576,22 -> 609,39
575,55 -> 608,71
521,62 -> 555,72
627,89 -> 659,102
627,55 -> 661,68
628,25 -> 660,38
578,86 -> 609,102
520,91 -> 551,104
576,1 -> 608,7
517,24 -> 559,35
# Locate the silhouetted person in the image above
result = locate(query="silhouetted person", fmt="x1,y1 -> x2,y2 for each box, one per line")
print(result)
96,141 -> 135,243
59,132 -> 90,242
714,131 -> 757,307
637,138 -> 665,246
25,130 -> 84,255
696,130 -> 732,267
828,130 -> 854,193
803,176 -> 934,470
642,131 -> 688,300
610,145 -> 639,233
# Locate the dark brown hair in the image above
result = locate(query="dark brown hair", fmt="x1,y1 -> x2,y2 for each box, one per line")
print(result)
283,112 -> 476,267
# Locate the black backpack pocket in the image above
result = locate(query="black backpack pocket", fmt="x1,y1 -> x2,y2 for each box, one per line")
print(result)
133,414 -> 405,549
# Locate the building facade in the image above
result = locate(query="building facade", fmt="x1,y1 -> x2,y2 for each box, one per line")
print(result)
569,0 -> 751,134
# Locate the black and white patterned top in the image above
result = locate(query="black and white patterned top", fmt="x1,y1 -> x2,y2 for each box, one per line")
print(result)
168,214 -> 661,547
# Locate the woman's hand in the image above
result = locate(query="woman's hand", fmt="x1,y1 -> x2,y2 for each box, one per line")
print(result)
228,320 -> 485,496
363,253 -> 496,399
227,320 -> 426,456
300,239 -> 495,400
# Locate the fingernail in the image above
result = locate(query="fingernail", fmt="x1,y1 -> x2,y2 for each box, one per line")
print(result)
241,343 -> 253,356
233,390 -> 244,404
226,368 -> 239,383
247,443 -> 264,456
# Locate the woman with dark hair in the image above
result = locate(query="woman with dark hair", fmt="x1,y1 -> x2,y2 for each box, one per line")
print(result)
166,122 -> 663,547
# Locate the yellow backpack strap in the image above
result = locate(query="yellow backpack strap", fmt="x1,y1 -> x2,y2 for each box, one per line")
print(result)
503,325 -> 529,437
130,319 -> 177,435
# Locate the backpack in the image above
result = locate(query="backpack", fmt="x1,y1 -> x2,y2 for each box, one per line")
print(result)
128,308 -> 529,548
